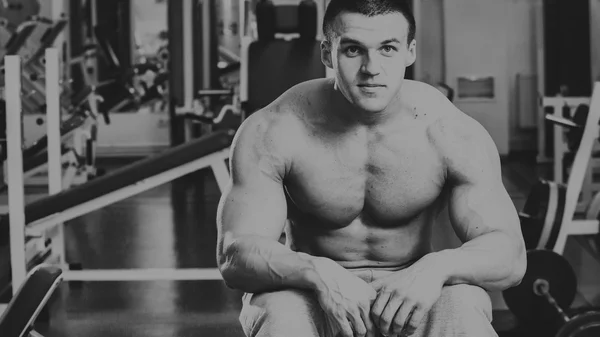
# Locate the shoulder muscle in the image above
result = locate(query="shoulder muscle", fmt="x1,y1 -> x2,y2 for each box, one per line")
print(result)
427,103 -> 501,186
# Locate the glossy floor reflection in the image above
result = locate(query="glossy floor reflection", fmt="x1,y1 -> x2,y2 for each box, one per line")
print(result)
39,168 -> 246,337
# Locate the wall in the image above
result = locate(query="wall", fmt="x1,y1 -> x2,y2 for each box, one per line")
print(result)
441,0 -> 546,156
444,0 -> 511,155
415,0 -> 444,86
592,0 -> 600,83
506,0 -> 539,152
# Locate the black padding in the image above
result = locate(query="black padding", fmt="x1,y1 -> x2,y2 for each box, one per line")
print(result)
26,130 -> 233,223
298,0 -> 317,40
247,40 -> 324,113
1,130 -> 233,227
2,114 -> 88,162
4,24 -> 37,55
256,0 -> 276,41
255,0 -> 318,39
275,5 -> 299,34
520,180 -> 550,250
545,184 -> 567,250
0,266 -> 62,337
25,19 -> 68,66
23,146 -> 73,173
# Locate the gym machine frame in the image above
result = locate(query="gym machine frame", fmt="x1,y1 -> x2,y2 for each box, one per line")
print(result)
540,82 -> 600,255
544,96 -> 597,213
3,53 -> 230,314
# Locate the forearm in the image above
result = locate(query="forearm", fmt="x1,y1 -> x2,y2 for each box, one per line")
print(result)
429,230 -> 526,292
219,235 -> 322,293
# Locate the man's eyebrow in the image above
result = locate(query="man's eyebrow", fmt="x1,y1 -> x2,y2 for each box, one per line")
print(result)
380,38 -> 401,45
339,37 -> 363,45
339,37 -> 402,45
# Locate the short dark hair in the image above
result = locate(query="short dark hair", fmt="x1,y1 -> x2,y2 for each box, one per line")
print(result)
322,0 -> 416,45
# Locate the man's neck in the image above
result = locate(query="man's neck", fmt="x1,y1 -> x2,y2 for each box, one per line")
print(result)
330,81 -> 403,128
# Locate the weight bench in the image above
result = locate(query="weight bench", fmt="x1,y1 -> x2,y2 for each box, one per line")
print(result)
3,129 -> 233,286
3,51 -> 234,292
0,265 -> 63,337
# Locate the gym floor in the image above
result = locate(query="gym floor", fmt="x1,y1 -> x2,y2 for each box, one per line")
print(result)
31,154 -> 599,337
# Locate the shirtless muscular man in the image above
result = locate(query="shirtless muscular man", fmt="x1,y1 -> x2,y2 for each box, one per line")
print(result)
217,1 -> 527,336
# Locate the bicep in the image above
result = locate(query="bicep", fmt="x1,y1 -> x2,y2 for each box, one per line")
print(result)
216,113 -> 289,256
218,175 -> 288,242
448,179 -> 520,243
442,118 -> 521,243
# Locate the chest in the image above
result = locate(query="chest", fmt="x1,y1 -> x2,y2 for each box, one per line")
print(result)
285,128 -> 446,226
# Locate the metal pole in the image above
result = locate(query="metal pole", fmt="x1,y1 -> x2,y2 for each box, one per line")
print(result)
6,55 -> 27,291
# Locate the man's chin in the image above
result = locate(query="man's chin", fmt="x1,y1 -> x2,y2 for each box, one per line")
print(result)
355,99 -> 389,114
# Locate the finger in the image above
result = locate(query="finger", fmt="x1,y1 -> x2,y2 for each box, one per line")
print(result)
379,294 -> 404,336
359,302 -> 376,337
370,291 -> 391,330
370,278 -> 384,291
391,301 -> 416,336
336,316 -> 354,337
400,306 -> 426,336
348,307 -> 367,337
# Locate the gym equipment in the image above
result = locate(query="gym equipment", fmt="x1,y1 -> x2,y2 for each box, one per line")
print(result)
542,97 -> 596,204
240,0 -> 325,118
2,52 -> 234,295
1,49 -> 100,191
518,83 -> 600,255
0,265 -> 63,336
0,0 -> 41,28
503,249 -> 600,336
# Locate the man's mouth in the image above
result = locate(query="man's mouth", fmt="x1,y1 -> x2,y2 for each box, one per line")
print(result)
358,84 -> 385,87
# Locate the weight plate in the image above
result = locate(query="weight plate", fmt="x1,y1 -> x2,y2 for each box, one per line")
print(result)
520,180 -> 550,249
556,311 -> 600,337
545,183 -> 566,250
503,249 -> 577,323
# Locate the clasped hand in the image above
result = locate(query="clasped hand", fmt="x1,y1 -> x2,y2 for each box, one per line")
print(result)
313,256 -> 446,337
369,259 -> 446,337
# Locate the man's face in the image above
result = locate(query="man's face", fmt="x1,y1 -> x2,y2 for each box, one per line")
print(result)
321,12 -> 416,113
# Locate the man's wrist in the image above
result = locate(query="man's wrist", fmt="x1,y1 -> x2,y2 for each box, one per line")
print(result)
422,250 -> 454,285
298,253 -> 328,292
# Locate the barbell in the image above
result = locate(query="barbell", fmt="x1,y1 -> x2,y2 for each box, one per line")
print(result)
503,249 -> 600,337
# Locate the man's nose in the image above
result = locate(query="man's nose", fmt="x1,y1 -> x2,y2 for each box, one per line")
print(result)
360,51 -> 381,76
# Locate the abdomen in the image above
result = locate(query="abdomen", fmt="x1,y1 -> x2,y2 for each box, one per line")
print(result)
286,209 -> 438,268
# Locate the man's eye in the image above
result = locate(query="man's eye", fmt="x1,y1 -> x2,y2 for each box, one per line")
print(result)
381,46 -> 397,54
345,46 -> 360,56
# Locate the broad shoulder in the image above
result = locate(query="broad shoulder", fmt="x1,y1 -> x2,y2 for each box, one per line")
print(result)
231,80 -> 323,174
412,83 -> 501,184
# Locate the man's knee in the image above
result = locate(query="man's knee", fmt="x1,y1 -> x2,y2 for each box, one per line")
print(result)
415,284 -> 497,337
435,284 -> 493,322
239,289 -> 326,337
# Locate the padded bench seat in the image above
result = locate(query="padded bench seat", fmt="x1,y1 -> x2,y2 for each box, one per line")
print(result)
0,129 -> 234,228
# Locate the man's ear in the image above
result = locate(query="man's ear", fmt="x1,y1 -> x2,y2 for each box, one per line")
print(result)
405,39 -> 417,67
321,40 -> 333,69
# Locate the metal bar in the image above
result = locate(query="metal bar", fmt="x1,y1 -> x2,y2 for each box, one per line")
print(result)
183,0 -> 194,108
197,89 -> 233,96
46,48 -> 62,195
62,268 -> 223,281
27,149 -> 231,235
6,55 -> 27,291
